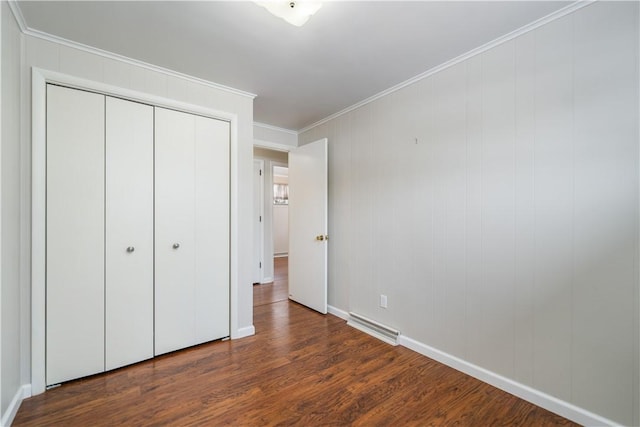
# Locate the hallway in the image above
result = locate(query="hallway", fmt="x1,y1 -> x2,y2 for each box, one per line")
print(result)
253,257 -> 288,307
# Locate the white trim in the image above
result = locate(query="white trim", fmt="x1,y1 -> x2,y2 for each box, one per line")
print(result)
17,23 -> 255,100
0,6 -> 3,425
326,305 -> 618,425
298,0 -> 594,134
398,335 -> 616,427
1,384 -> 31,427
31,68 -> 46,397
31,67 -> 242,395
7,0 -> 27,33
254,122 -> 298,136
234,325 -> 256,339
327,305 -> 348,321
253,159 -> 265,285
228,97 -> 241,346
260,276 -> 274,284
34,68 -> 241,120
254,138 -> 294,152
273,253 -> 288,258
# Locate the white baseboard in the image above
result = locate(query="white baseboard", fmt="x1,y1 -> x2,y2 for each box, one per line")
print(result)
398,335 -> 615,427
327,305 -> 348,320
233,325 -> 255,339
325,307 -> 615,426
1,384 -> 31,427
260,277 -> 274,284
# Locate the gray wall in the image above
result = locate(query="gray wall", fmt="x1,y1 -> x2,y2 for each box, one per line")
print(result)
1,0 -> 23,420
300,2 -> 639,425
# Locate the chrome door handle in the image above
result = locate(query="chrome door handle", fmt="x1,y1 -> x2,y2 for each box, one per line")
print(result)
173,243 -> 180,249
126,246 -> 135,253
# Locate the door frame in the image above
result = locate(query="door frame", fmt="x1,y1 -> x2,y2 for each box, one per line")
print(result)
31,67 -> 240,395
253,159 -> 265,284
252,144 -> 291,284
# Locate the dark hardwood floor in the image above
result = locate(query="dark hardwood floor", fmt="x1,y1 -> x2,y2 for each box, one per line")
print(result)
14,256 -> 577,426
253,256 -> 288,307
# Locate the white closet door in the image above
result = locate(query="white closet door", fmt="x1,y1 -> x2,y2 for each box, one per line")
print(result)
154,107 -> 197,355
105,97 -> 154,370
46,85 -> 105,385
155,108 -> 230,355
194,116 -> 230,344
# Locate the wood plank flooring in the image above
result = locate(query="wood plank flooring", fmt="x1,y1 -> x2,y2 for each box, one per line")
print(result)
253,256 -> 288,307
14,257 -> 578,426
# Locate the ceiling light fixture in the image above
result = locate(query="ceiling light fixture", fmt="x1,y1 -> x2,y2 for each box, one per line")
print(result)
256,1 -> 322,27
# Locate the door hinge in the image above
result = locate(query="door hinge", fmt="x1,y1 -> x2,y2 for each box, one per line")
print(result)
259,262 -> 262,268
259,215 -> 262,222
260,169 -> 262,176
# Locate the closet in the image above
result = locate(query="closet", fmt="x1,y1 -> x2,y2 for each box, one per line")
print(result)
45,84 -> 230,386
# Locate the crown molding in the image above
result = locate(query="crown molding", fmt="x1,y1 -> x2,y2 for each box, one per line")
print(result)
298,0 -> 594,134
7,0 -> 28,32
8,1 -> 256,100
254,121 -> 298,136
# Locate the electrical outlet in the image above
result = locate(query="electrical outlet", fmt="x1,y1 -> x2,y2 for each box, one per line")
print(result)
380,294 -> 388,309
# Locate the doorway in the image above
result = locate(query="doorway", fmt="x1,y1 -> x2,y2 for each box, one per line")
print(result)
272,164 -> 289,259
252,139 -> 328,313
254,256 -> 289,306
252,147 -> 289,284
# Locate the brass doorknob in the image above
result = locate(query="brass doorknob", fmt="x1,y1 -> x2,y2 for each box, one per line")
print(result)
315,235 -> 324,241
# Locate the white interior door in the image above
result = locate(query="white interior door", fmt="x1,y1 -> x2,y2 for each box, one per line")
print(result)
105,97 -> 154,370
155,107 -> 197,355
288,138 -> 328,314
253,160 -> 264,283
46,85 -> 105,385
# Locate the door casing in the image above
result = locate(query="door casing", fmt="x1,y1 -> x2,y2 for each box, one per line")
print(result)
31,67 -> 243,395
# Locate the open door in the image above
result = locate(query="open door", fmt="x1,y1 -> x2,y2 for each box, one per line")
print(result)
288,138 -> 328,314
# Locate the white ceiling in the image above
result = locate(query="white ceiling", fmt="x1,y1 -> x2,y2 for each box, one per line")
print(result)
17,1 -> 571,131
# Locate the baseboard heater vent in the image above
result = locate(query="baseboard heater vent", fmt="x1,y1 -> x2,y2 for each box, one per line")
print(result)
347,312 -> 399,346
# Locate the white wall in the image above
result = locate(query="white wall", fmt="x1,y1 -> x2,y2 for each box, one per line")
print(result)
18,30 -> 255,395
300,2 -> 639,425
273,205 -> 288,255
1,1 -> 24,423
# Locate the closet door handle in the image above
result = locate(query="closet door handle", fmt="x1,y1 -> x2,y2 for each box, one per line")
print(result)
173,243 -> 180,249
126,246 -> 135,253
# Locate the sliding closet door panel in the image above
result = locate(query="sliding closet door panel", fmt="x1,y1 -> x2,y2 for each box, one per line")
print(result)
46,85 -> 105,385
105,97 -> 154,370
194,117 -> 230,344
154,107 -> 196,355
